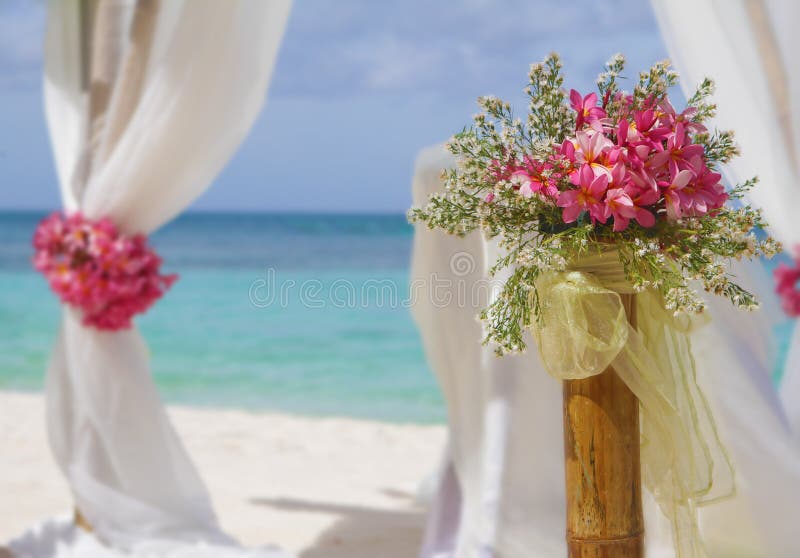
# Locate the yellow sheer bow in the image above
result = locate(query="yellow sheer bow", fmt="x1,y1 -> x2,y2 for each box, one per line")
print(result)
532,251 -> 735,558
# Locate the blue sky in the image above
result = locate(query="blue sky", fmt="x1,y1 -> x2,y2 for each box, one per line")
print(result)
0,0 -> 669,213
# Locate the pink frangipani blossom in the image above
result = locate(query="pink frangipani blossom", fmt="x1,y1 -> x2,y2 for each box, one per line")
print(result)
569,89 -> 607,130
33,212 -> 177,331
558,164 -> 609,224
603,188 -> 638,232
775,248 -> 800,317
659,168 -> 695,221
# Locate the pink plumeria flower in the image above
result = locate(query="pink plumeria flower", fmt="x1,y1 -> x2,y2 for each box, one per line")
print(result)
509,169 -> 559,200
573,131 -> 616,177
569,89 -> 607,130
488,154 -> 520,181
775,252 -> 800,316
624,175 -> 659,228
531,178 -> 560,199
658,98 -> 707,134
636,108 -> 672,143
620,108 -> 658,144
559,139 -> 576,162
659,168 -> 695,220
614,121 -> 651,171
678,157 -> 727,216
509,171 -> 535,198
603,188 -> 638,231
558,164 -> 609,224
649,123 -> 705,175
607,162 -> 629,188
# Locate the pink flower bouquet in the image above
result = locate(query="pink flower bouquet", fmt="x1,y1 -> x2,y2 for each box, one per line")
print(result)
410,54 -> 779,353
33,212 -> 177,331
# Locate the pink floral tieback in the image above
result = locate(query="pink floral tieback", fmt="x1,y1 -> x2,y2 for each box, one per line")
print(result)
775,248 -> 800,317
33,212 -> 177,331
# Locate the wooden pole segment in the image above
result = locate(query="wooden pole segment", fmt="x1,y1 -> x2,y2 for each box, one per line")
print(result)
74,507 -> 93,532
562,294 -> 643,558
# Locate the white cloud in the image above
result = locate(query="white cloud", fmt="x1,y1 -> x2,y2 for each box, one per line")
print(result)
0,0 -> 664,99
344,35 -> 449,90
270,0 -> 664,98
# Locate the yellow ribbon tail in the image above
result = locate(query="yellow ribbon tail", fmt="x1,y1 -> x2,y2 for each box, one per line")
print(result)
533,267 -> 735,558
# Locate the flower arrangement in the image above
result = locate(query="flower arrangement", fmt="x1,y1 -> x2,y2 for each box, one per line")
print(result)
410,53 -> 780,354
33,212 -> 177,331
775,249 -> 800,317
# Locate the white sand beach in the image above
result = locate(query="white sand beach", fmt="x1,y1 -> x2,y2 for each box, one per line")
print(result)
0,391 -> 446,558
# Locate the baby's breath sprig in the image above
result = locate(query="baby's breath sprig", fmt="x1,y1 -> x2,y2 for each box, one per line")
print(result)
687,77 -> 717,122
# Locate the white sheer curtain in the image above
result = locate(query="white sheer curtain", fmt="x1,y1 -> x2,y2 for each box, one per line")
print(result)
412,144 -> 800,557
650,0 -> 800,436
8,1 -> 292,556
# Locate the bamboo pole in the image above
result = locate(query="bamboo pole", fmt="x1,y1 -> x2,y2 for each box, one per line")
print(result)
562,294 -> 643,558
74,508 -> 93,532
71,0 -> 158,534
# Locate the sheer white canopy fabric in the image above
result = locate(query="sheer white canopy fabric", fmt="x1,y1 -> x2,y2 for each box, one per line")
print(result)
650,0 -> 800,438
411,144 -> 800,557
8,0 -> 291,556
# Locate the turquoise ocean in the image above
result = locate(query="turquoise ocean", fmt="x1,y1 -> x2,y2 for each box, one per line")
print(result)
0,211 -> 443,423
1,211 -> 794,423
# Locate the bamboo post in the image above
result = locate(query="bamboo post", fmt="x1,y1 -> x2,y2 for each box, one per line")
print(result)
74,507 -> 93,532
562,294 -> 643,557
70,0 -> 157,535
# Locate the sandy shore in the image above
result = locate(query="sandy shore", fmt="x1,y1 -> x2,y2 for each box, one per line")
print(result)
0,391 -> 446,558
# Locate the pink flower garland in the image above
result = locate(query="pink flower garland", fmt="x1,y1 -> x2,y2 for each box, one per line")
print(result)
775,248 -> 800,317
33,212 -> 177,331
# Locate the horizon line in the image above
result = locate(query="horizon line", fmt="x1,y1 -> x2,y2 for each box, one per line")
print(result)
0,207 -> 411,217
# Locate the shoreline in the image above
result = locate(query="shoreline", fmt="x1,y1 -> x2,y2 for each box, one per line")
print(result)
0,387 -> 446,427
0,391 -> 446,557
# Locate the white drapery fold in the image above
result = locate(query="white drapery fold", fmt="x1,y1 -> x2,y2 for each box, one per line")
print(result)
411,146 -> 569,557
412,144 -> 800,557
649,0 -> 800,439
10,1 -> 292,556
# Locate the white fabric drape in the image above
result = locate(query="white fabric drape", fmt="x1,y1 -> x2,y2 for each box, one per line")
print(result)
411,145 -> 571,557
649,0 -> 800,439
8,1 -> 291,556
412,144 -> 800,557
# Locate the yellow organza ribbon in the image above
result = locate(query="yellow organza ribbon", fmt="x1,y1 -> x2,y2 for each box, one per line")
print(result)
532,250 -> 734,558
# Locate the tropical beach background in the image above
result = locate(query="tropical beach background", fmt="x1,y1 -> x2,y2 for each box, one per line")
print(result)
1,211 -> 441,423
0,0 -> 796,556
0,1 -> 674,428
1,211 -> 794,423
